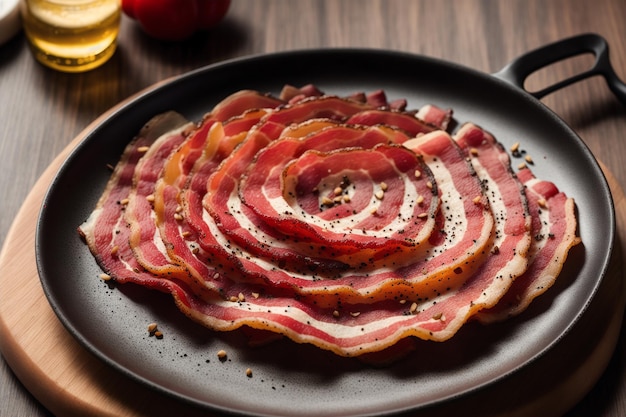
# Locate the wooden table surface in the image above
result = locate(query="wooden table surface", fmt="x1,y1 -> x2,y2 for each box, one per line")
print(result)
1,1 -> 625,416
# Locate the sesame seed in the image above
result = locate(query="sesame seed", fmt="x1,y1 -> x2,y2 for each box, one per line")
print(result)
99,273 -> 112,281
525,155 -> 534,164
146,194 -> 155,202
416,195 -> 424,205
470,148 -> 479,156
333,310 -> 340,318
238,292 -> 246,302
473,196 -> 482,204
217,350 -> 227,361
417,212 -> 428,218
426,181 -> 433,189
375,190 -> 384,200
414,170 -> 421,178
380,182 -> 388,191
409,302 -> 418,313
154,331 -> 163,339
119,198 -> 129,206
147,323 -> 158,334
350,312 -> 361,317
510,142 -> 520,152
321,196 -> 334,206
537,198 -> 547,208
334,187 -> 343,196
137,146 -> 150,153
343,195 -> 351,203
110,245 -> 119,256
246,368 -> 253,377
518,162 -> 527,170
251,292 -> 260,299
174,213 -> 183,221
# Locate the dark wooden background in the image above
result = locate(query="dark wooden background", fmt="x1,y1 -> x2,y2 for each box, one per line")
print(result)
1,0 -> 625,415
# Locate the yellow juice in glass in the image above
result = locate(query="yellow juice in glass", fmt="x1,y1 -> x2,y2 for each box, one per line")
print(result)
22,0 -> 121,72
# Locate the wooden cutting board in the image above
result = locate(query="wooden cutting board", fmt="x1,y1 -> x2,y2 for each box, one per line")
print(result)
0,124 -> 625,416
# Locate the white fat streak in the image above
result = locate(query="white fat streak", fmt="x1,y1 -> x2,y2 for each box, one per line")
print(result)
113,211 -> 141,272
203,202 -> 320,280
278,168 -> 373,228
523,178 -> 551,257
78,207 -> 100,239
420,158 -> 468,261
266,168 -> 426,236
151,209 -> 171,259
213,298 -> 444,340
205,192 -> 393,282
471,160 -> 507,248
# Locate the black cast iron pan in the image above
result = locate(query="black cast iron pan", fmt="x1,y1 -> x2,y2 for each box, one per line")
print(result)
36,33 -> 625,416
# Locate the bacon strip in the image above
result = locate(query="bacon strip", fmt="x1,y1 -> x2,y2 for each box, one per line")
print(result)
78,112 -> 196,289
346,109 -> 438,136
126,116 -> 194,274
416,104 -> 453,130
475,168 -> 581,322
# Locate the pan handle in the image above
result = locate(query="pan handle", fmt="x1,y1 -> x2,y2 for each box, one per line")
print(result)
493,33 -> 626,105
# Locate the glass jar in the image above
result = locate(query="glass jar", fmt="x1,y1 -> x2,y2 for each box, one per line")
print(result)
21,0 -> 121,72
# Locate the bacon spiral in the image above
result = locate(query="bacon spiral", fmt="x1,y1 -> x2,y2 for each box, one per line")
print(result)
78,86 -> 580,358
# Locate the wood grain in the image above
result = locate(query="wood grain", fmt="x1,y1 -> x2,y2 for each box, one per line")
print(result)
1,0 -> 625,415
